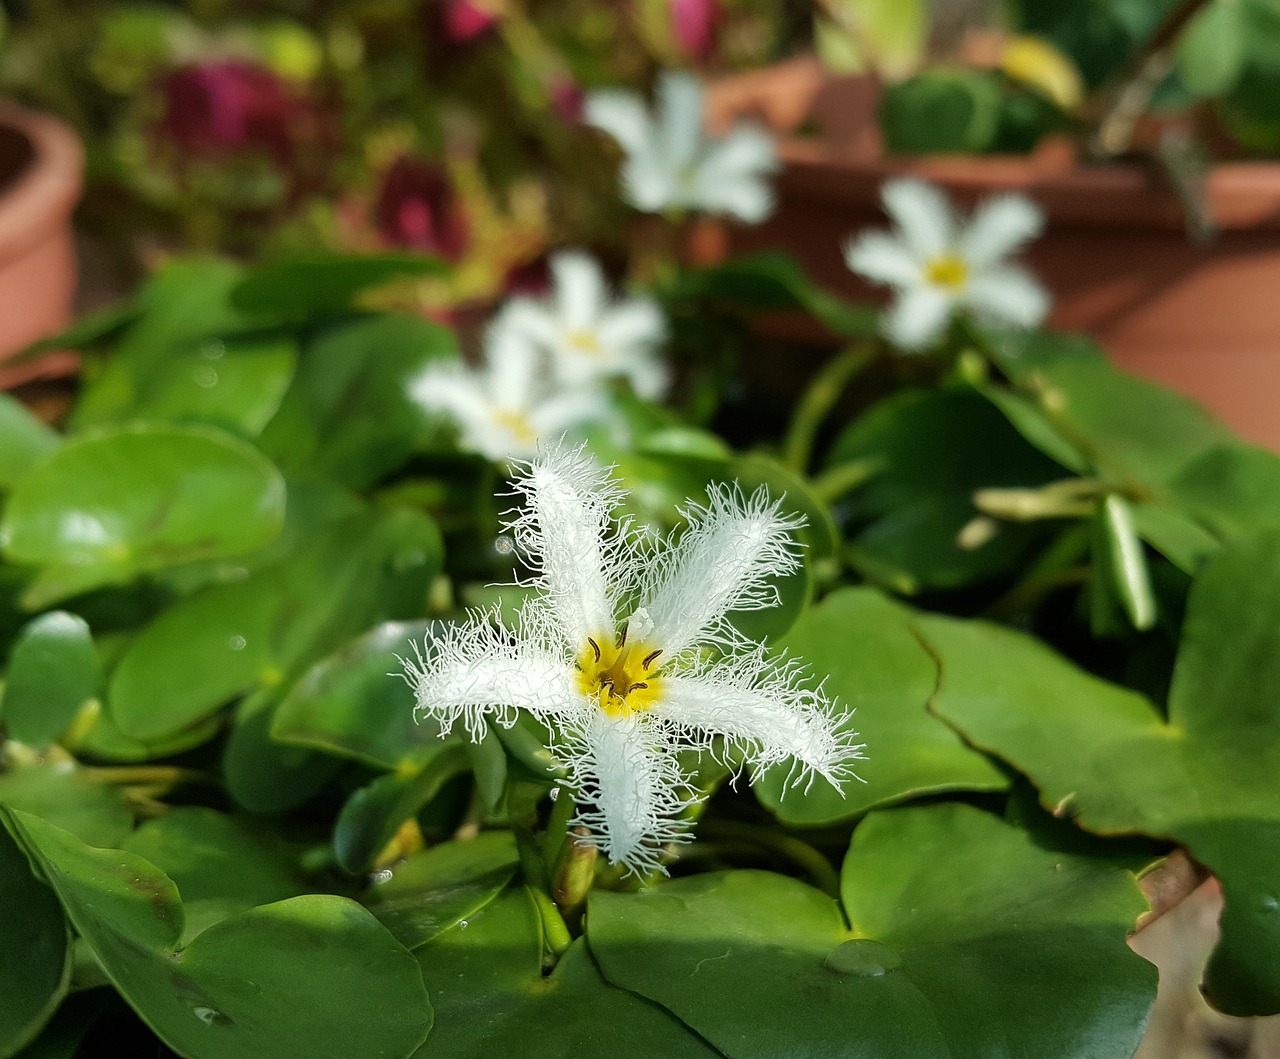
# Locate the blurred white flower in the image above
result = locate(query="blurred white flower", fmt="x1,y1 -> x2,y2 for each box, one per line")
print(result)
845,177 -> 1050,352
410,327 -> 607,462
498,251 -> 669,400
585,70 -> 778,223
401,445 -> 862,875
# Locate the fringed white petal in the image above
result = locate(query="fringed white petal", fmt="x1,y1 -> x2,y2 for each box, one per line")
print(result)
696,172 -> 775,223
960,193 -> 1044,269
483,321 -> 539,410
550,251 -> 607,333
655,71 -> 705,170
399,613 -> 579,738
655,648 -> 864,791
882,284 -> 954,352
561,710 -> 696,877
584,90 -> 651,155
527,387 -> 610,439
963,265 -> 1051,329
640,483 -> 805,656
844,230 -> 921,287
881,178 -> 954,260
495,298 -> 562,351
693,124 -> 778,221
506,444 -> 631,647
410,363 -> 515,461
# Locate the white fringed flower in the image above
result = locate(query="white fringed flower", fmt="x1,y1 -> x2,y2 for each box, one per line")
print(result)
497,250 -> 669,400
401,445 -> 863,875
845,177 -> 1050,352
585,70 -> 778,223
410,325 -> 607,462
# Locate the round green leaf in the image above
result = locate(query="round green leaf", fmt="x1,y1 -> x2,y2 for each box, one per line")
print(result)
271,620 -> 444,770
0,823 -> 70,1056
8,811 -> 433,1059
1,425 -> 285,609
0,393 -> 58,490
754,588 -> 1006,825
364,832 -> 518,950
413,888 -> 717,1058
231,254 -> 445,318
0,759 -> 132,848
3,612 -> 100,748
121,809 -> 304,945
589,804 -> 1155,1059
920,532 -> 1280,1015
1177,1 -> 1246,97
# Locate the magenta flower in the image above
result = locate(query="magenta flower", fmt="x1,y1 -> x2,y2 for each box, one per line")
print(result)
443,0 -> 498,42
374,157 -> 470,260
670,0 -> 721,61
161,61 -> 299,163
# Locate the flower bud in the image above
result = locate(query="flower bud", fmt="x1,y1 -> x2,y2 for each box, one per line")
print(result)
374,156 -> 470,260
160,60 -> 299,163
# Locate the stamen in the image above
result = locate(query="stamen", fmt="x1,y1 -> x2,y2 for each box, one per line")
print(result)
642,649 -> 663,669
616,625 -> 628,650
587,637 -> 601,663
632,682 -> 648,690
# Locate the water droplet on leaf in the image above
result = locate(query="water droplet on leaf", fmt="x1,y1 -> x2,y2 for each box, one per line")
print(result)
824,939 -> 902,977
191,1005 -> 232,1026
228,635 -> 247,651
194,366 -> 218,389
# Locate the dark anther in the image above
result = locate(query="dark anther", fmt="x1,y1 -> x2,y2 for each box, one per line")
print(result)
587,637 -> 601,663
642,649 -> 663,669
616,625 -> 628,649
632,682 -> 648,690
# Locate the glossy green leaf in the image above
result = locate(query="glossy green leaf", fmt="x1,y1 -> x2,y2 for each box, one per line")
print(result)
221,689 -> 344,815
231,254 -> 445,318
7,811 -> 432,1059
2,425 -> 285,609
110,507 -> 442,740
334,744 -> 471,874
91,334 -> 297,439
61,700 -> 222,764
672,252 -> 877,339
414,888 -> 717,1058
0,394 -> 58,490
1177,0 -> 1246,97
272,620 -> 444,770
920,533 -> 1280,1014
590,803 -> 1154,1059
1168,442 -> 1280,540
829,388 -> 1063,590
0,825 -> 70,1056
3,612 -> 99,747
121,808 -> 304,945
1011,358 -> 1231,488
259,313 -> 455,489
0,758 -> 131,848
880,69 -> 1003,154
755,588 -> 1006,825
364,832 -> 518,950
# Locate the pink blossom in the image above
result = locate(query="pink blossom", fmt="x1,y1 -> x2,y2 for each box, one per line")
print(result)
375,157 -> 470,260
161,61 -> 299,163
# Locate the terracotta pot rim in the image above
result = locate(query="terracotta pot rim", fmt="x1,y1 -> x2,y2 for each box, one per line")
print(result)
0,101 -> 83,262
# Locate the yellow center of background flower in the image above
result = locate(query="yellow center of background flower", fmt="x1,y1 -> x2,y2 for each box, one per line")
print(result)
575,632 -> 663,717
565,329 -> 604,357
924,254 -> 969,291
492,409 -> 537,444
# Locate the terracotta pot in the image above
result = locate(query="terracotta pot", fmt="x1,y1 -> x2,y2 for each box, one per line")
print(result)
0,101 -> 83,390
707,59 -> 1280,452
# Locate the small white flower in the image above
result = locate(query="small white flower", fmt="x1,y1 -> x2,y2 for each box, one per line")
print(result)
410,326 -> 607,462
845,177 -> 1050,352
498,250 -> 669,400
401,444 -> 863,875
585,70 -> 778,223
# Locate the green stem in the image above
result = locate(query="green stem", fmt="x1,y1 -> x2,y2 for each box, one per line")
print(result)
782,344 -> 877,474
540,786 -> 576,863
698,819 -> 842,898
810,458 -> 882,506
528,887 -> 573,960
506,780 -> 551,892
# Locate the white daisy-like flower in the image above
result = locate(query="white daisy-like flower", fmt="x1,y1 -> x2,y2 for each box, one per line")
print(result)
410,325 -> 607,462
845,177 -> 1050,352
585,70 -> 778,223
401,445 -> 862,875
498,250 -> 669,400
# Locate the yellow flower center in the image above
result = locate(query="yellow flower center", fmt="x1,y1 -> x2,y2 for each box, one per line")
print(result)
575,629 -> 663,718
924,254 -> 969,292
565,329 -> 604,357
492,409 -> 537,445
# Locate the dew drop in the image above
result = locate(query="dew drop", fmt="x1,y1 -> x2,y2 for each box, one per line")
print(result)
191,1005 -> 231,1027
200,340 -> 226,360
459,920 -> 469,929
371,869 -> 393,884
824,939 -> 902,977
494,535 -> 514,556
549,787 -> 560,801
227,635 -> 247,652
194,365 -> 219,389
